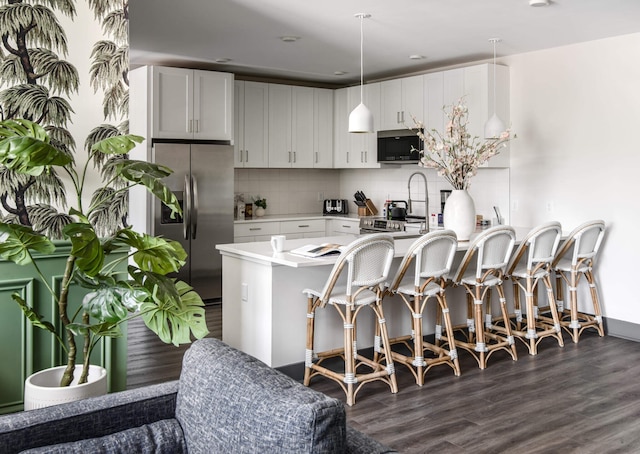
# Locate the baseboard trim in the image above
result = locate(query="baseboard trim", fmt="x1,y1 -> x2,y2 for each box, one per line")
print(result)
604,317 -> 640,342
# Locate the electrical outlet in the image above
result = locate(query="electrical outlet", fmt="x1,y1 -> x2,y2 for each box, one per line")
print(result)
512,199 -> 519,212
546,201 -> 554,213
241,283 -> 248,302
317,192 -> 324,202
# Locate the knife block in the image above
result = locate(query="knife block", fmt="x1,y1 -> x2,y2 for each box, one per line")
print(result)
358,199 -> 378,217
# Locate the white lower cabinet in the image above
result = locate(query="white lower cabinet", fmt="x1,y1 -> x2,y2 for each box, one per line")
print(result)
327,218 -> 360,236
234,219 -> 326,243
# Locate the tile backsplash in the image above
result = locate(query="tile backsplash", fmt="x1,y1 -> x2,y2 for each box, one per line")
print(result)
235,166 -> 510,224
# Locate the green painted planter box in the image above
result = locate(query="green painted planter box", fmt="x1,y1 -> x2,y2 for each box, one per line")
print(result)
0,242 -> 128,414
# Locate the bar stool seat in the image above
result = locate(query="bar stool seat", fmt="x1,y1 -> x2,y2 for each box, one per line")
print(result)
548,220 -> 606,343
302,233 -> 398,406
385,230 -> 460,386
504,221 -> 564,355
448,225 -> 518,369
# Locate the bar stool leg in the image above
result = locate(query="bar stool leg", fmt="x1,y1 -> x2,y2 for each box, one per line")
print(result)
473,285 -> 488,369
512,280 -> 523,331
568,269 -> 580,343
497,284 -> 518,361
524,275 -> 538,355
304,295 -> 316,386
373,299 -> 398,395
585,270 -> 605,337
344,304 -> 356,406
542,274 -> 564,347
438,292 -> 460,377
412,294 -> 425,386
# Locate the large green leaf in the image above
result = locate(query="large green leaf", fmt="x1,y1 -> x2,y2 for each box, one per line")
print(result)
141,280 -> 208,346
12,294 -> 57,335
0,119 -> 72,175
82,284 -> 148,323
117,230 -> 186,275
90,134 -> 143,155
0,223 -> 55,265
128,267 -> 183,309
112,160 -> 182,219
63,222 -> 104,276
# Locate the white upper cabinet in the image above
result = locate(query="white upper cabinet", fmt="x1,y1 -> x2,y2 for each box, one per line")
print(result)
424,64 -> 510,167
380,75 -> 424,130
333,84 -> 381,169
268,85 -> 315,168
152,66 -> 233,141
313,88 -> 334,168
234,81 -> 269,168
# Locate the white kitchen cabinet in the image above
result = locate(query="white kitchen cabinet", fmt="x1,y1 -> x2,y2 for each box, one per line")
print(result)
425,64 -> 509,167
380,75 -> 424,130
313,88 -> 334,168
234,81 -> 269,168
152,66 -> 233,141
234,221 -> 280,243
327,218 -> 360,236
268,85 -> 314,168
280,219 -> 326,238
333,84 -> 381,169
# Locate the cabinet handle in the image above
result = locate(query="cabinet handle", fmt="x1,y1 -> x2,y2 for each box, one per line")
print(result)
293,151 -> 296,163
194,119 -> 199,133
239,150 -> 243,162
361,151 -> 364,163
401,111 -> 405,123
298,224 -> 310,228
288,151 -> 292,163
346,151 -> 350,164
188,119 -> 192,133
245,150 -> 249,162
315,152 -> 318,164
249,227 -> 262,231
397,111 -> 400,124
341,225 -> 352,229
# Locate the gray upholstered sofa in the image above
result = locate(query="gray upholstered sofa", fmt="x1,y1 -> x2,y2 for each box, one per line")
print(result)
0,338 -> 396,453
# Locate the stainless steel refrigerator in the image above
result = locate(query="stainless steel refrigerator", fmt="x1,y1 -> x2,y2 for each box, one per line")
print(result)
151,142 -> 233,302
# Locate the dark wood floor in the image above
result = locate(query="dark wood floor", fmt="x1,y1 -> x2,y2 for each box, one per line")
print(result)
127,310 -> 640,453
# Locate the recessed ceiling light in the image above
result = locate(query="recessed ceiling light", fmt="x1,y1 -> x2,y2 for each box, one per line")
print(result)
334,71 -> 348,76
529,0 -> 550,6
279,36 -> 301,43
215,58 -> 232,63
409,54 -> 426,60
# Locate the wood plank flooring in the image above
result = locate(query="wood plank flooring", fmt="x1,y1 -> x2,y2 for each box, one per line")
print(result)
127,308 -> 640,453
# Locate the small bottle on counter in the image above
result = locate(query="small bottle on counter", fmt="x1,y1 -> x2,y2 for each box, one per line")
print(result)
382,200 -> 390,220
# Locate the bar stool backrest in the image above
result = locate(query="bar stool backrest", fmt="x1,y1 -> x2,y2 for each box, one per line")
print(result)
507,221 -> 562,274
388,230 -> 458,290
318,233 -> 395,302
552,220 -> 605,268
452,226 -> 516,283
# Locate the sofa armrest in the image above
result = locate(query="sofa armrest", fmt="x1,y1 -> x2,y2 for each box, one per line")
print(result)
0,380 -> 179,454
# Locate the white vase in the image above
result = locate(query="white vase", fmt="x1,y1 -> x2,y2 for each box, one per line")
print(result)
255,206 -> 265,217
443,190 -> 476,241
24,365 -> 108,411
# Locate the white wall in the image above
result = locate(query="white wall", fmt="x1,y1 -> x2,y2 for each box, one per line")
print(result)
503,32 -> 640,326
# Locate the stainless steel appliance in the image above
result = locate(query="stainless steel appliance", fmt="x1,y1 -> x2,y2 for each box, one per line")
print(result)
377,129 -> 422,163
323,199 -> 349,215
152,141 -> 233,302
359,217 -> 405,234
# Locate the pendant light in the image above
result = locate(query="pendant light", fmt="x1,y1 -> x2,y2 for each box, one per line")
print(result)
484,38 -> 506,139
348,13 -> 373,133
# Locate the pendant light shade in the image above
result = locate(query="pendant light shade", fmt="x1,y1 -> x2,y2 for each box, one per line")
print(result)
484,38 -> 505,139
349,13 -> 373,133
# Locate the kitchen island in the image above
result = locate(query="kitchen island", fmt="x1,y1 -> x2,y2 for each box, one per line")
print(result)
215,229 -> 532,368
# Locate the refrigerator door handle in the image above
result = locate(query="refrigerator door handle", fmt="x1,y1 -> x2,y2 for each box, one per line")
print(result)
183,174 -> 191,240
191,175 -> 199,239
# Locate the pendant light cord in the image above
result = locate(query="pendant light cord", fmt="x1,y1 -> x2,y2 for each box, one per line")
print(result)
492,40 -> 497,117
359,14 -> 364,103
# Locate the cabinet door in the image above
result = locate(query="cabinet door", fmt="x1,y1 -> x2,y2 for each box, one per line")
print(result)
332,88 -> 349,168
380,79 -> 402,130
291,86 -> 314,168
241,82 -> 269,168
443,68 -> 464,111
313,88 -> 333,168
234,81 -> 245,166
424,72 -> 445,135
152,67 -> 193,139
193,70 -> 233,141
401,75 -> 424,126
268,84 -> 293,167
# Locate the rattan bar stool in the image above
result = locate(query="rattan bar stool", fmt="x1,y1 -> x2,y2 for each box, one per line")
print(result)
504,222 -> 564,355
448,225 -> 517,369
547,220 -> 606,343
302,233 -> 398,406
385,230 -> 460,386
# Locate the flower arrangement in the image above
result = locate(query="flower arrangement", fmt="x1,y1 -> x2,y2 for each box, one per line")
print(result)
253,196 -> 267,209
409,100 -> 512,190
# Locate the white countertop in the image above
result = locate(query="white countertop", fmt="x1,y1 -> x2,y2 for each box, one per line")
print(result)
234,214 -> 358,224
216,227 -> 536,268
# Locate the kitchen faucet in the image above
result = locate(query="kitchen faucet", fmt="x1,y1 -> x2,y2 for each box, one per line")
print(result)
407,171 -> 429,234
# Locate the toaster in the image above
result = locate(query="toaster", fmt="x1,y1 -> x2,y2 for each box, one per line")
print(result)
323,199 -> 349,215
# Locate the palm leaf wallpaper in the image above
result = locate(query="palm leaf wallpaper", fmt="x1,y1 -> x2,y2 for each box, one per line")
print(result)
0,0 -> 129,238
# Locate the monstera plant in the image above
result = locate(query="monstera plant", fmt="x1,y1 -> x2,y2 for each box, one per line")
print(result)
0,119 -> 208,387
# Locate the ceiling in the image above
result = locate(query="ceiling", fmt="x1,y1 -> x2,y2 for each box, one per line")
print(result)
129,0 -> 640,87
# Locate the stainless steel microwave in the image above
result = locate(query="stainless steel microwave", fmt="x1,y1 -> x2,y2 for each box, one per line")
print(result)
377,129 -> 422,163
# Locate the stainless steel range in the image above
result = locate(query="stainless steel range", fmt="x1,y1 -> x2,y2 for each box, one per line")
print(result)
359,217 -> 406,234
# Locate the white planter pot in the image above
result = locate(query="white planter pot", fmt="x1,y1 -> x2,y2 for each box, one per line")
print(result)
24,365 -> 108,411
443,190 -> 476,241
254,206 -> 265,217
